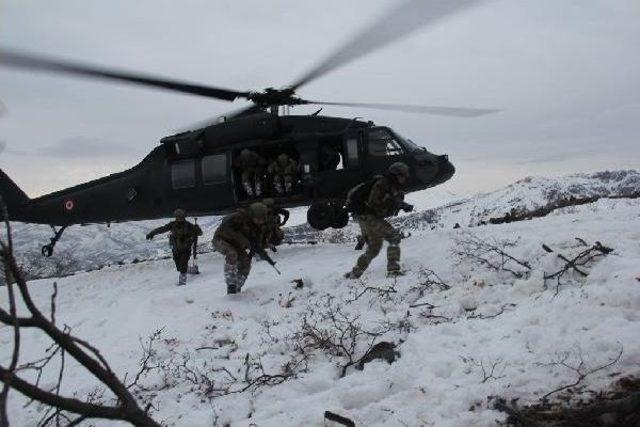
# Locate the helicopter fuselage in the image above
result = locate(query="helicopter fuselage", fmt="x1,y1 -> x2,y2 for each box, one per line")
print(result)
3,112 -> 454,228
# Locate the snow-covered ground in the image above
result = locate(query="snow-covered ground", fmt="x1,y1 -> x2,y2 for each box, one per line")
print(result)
3,195 -> 639,426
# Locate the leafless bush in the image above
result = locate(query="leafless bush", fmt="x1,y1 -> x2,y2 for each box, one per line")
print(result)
345,278 -> 399,305
126,327 -> 303,403
542,239 -> 613,295
290,295 -> 394,377
461,356 -> 507,383
537,345 -> 624,401
452,232 -> 532,279
0,198 -> 161,427
406,267 -> 449,303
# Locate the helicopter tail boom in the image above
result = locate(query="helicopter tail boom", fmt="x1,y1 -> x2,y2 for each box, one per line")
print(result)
0,169 -> 31,221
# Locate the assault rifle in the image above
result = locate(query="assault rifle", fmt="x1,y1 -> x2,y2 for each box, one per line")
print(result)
249,241 -> 281,275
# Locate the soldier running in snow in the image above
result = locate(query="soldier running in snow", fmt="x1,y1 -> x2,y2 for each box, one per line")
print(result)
345,162 -> 414,279
212,202 -> 268,294
267,153 -> 299,195
236,148 -> 267,197
146,208 -> 203,286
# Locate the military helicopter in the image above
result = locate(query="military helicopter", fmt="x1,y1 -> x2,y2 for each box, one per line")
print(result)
0,0 -> 496,256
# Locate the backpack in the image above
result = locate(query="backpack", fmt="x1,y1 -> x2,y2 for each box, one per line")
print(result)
346,176 -> 383,215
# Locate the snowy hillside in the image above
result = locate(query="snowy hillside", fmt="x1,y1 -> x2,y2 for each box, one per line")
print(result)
7,169 -> 639,281
2,192 -> 640,425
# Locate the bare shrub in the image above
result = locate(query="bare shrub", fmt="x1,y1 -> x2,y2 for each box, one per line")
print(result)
452,232 -> 532,279
0,198 -> 161,426
289,294 -> 395,377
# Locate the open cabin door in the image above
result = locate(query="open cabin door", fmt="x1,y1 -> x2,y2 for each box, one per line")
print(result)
313,128 -> 366,199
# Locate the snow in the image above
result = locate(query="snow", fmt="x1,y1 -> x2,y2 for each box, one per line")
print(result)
2,182 -> 640,426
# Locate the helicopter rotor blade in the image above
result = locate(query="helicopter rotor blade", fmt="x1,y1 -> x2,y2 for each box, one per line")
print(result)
289,0 -> 484,90
300,100 -> 499,117
0,48 -> 250,102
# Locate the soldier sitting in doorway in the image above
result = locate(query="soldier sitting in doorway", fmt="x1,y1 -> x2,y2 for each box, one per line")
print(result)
236,148 -> 267,197
267,153 -> 299,195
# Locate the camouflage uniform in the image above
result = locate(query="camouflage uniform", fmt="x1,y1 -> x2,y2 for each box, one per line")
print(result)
212,208 -> 264,294
350,175 -> 405,277
147,218 -> 202,285
236,149 -> 266,197
267,154 -> 299,194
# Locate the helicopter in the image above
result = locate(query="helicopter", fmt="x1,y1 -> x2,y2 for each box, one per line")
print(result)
0,0 -> 497,257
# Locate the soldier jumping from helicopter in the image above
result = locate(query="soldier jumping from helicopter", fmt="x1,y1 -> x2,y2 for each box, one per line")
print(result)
146,208 -> 203,286
345,162 -> 414,279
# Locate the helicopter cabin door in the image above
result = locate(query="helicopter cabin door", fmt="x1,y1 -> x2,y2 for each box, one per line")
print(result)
365,127 -> 407,176
312,129 -> 365,198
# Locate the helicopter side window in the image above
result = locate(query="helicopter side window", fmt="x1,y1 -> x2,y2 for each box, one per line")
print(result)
171,159 -> 196,189
346,135 -> 359,167
202,154 -> 227,185
369,128 -> 404,157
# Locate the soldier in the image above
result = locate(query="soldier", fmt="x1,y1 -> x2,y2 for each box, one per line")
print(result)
267,153 -> 299,194
236,148 -> 266,197
345,162 -> 414,279
212,202 -> 268,294
146,208 -> 202,286
262,198 -> 290,250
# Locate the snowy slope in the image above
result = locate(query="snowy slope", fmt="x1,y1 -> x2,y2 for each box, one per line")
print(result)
3,196 -> 640,426
8,169 -> 639,281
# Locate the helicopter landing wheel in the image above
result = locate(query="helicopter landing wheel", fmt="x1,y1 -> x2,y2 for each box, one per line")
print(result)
331,205 -> 349,229
307,201 -> 333,230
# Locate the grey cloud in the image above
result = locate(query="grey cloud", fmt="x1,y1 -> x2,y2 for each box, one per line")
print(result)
39,137 -> 138,158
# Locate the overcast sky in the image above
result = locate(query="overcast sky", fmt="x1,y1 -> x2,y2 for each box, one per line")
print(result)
1,0 -> 639,199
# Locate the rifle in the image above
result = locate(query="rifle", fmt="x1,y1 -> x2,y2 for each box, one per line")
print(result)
249,241 -> 281,275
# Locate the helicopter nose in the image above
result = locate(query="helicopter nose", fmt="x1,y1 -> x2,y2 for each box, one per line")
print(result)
433,154 -> 455,185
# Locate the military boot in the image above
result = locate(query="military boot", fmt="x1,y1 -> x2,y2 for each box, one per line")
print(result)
344,271 -> 362,280
386,270 -> 406,278
224,264 -> 238,294
177,272 -> 187,286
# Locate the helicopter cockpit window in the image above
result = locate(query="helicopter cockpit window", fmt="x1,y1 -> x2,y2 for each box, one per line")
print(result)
171,159 -> 196,189
202,154 -> 227,185
368,128 -> 404,157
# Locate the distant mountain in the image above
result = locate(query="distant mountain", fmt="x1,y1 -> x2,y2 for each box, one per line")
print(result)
3,169 -> 638,280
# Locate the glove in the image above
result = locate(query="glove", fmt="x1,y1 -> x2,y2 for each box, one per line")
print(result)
146,233 -> 153,240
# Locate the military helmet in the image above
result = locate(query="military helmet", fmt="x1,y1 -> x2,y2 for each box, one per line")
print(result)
388,162 -> 410,178
248,202 -> 268,220
174,208 -> 186,219
277,153 -> 289,164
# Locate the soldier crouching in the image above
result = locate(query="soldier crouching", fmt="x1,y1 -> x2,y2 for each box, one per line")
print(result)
212,202 -> 268,294
146,208 -> 202,286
